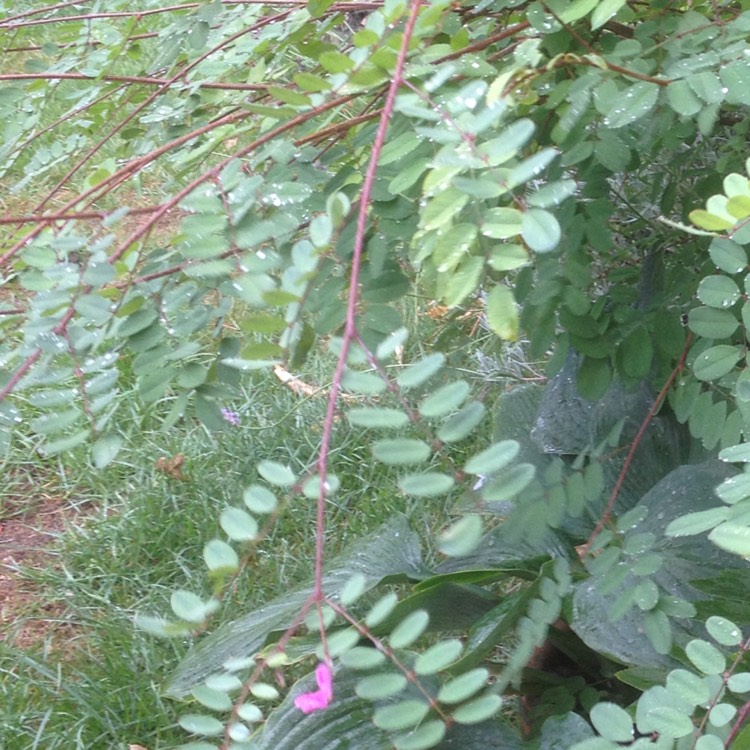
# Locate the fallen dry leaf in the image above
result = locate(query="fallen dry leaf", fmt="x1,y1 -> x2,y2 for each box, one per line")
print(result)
155,453 -> 185,479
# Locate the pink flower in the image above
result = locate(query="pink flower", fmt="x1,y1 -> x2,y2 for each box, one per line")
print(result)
221,407 -> 240,426
294,663 -> 333,714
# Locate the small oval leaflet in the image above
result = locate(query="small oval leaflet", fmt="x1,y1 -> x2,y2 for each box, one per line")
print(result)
393,720 -> 446,750
341,646 -> 387,670
685,638 -> 726,675
171,590 -> 219,624
203,539 -> 239,573
243,485 -> 278,514
693,344 -> 743,382
373,699 -> 430,731
178,713 -> 225,736
665,669 -> 710,707
372,438 -> 432,465
414,638 -> 464,675
220,507 -> 259,542
437,401 -> 486,442
365,591 -> 399,627
715,474 -> 750,504
341,369 -> 388,394
389,610 -> 429,649
464,439 -> 520,475
340,573 -> 368,605
437,668 -> 489,704
696,275 -> 741,309
395,353 -> 445,389
439,514 -> 483,557
452,694 -> 503,725
355,672 -> 408,700
709,522 -> 750,557
709,237 -> 748,274
192,684 -> 232,712
706,615 -> 743,646
321,627 -> 360,659
709,702 -> 736,727
480,462 -> 536,502
419,380 -> 470,417
302,473 -> 340,499
250,682 -> 279,701
348,407 -> 410,428
687,306 -> 739,339
257,460 -> 296,486
398,472 -> 455,497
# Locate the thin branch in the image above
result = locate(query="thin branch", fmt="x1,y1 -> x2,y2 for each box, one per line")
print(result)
582,333 -> 693,557
0,72 -> 268,92
0,206 -> 162,225
306,0 -> 426,659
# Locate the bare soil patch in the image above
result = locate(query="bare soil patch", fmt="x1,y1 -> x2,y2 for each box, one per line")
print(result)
0,468 -> 86,649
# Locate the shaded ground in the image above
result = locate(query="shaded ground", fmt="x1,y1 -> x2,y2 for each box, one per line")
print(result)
0,468 -> 85,649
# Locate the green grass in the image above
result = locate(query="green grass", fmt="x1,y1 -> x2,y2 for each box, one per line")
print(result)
0,339 -> 495,750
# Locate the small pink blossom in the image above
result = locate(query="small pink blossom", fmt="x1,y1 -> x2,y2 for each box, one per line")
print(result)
294,663 -> 333,714
221,407 -> 240,426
